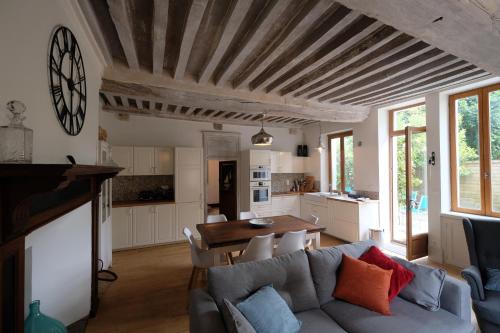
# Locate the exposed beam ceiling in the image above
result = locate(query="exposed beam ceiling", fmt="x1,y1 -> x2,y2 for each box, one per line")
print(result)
81,0 -> 492,126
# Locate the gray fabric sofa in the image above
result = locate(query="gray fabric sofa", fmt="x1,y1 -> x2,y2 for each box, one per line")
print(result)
190,241 -> 474,333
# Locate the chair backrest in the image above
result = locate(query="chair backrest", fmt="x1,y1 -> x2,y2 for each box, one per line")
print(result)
183,227 -> 215,268
309,215 -> 319,225
238,233 -> 275,263
463,218 -> 500,279
239,211 -> 257,220
274,230 -> 306,257
206,214 -> 228,223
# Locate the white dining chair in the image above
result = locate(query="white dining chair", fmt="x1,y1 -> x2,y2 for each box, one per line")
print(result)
232,233 -> 275,264
305,215 -> 319,250
206,214 -> 228,223
239,211 -> 257,220
183,227 -> 216,290
274,230 -> 306,257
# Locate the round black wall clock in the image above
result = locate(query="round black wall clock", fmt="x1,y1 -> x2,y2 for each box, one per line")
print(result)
48,26 -> 86,136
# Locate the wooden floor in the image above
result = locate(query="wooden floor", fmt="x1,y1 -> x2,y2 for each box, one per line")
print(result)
85,234 -> 467,333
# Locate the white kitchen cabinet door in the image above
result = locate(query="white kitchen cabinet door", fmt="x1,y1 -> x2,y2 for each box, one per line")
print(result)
271,151 -> 280,173
281,196 -> 300,217
155,204 -> 176,243
176,202 -> 202,239
272,197 -> 283,216
250,150 -> 271,166
133,206 -> 156,246
292,156 -> 305,173
155,147 -> 174,175
112,207 -> 133,250
175,148 -> 203,203
133,147 -> 155,175
300,199 -> 313,220
112,146 -> 134,176
279,152 -> 293,173
310,203 -> 329,233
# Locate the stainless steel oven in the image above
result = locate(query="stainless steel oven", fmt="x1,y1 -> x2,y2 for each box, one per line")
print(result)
250,181 -> 271,205
250,166 -> 271,182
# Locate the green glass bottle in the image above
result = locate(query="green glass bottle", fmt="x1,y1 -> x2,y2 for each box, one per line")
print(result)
24,300 -> 67,333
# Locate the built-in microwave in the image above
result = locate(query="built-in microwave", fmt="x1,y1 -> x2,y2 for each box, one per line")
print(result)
250,166 -> 271,182
250,181 -> 271,205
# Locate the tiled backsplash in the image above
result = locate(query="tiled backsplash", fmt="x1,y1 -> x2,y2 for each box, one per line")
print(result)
113,175 -> 174,201
271,173 -> 305,192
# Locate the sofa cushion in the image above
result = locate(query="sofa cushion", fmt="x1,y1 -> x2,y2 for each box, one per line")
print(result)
306,246 -> 343,305
322,297 -> 474,333
484,268 -> 500,292
335,240 -> 376,258
334,254 -> 392,315
236,285 -> 302,333
473,290 -> 500,325
221,299 -> 256,333
393,257 -> 446,311
296,309 -> 347,333
208,250 -> 320,312
359,246 -> 415,301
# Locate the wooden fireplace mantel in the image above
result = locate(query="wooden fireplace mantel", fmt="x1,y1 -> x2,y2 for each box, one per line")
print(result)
0,163 -> 122,332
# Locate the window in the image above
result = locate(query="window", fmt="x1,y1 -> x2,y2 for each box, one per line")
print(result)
450,83 -> 500,217
328,131 -> 353,192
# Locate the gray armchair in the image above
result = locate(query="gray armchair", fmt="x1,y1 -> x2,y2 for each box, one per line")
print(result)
462,218 -> 500,333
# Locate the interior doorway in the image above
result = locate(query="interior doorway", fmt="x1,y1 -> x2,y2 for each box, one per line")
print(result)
207,159 -> 238,220
389,104 -> 429,260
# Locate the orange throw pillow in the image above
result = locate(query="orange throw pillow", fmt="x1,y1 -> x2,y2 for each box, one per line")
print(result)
333,254 -> 393,315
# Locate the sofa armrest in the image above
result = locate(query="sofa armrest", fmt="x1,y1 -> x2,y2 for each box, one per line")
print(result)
189,288 -> 226,333
440,275 -> 472,322
461,265 -> 485,301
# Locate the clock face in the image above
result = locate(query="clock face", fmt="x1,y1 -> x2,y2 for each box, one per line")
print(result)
48,26 -> 86,136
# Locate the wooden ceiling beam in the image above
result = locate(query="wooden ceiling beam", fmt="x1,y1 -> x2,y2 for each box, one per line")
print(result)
174,0 -> 208,79
107,0 -> 139,70
344,60 -> 472,104
279,26 -> 402,96
248,6 -> 357,91
309,42 -> 434,100
361,69 -> 489,106
152,0 -> 169,74
197,0 -> 252,84
232,0 -> 335,89
319,48 -> 448,102
214,0 -> 292,86
266,16 -> 384,94
294,36 -> 419,98
78,0 -> 113,65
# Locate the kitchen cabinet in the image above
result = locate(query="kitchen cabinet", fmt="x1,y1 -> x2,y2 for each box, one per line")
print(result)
272,195 -> 300,217
292,156 -> 306,173
300,196 -> 331,234
155,146 -> 174,175
156,204 -> 176,243
134,147 -> 155,175
175,147 -> 203,203
250,149 -> 271,166
112,207 -> 133,250
251,203 -> 273,218
112,146 -> 134,176
328,199 -> 379,242
133,205 -> 156,246
176,202 -> 203,239
271,151 -> 292,173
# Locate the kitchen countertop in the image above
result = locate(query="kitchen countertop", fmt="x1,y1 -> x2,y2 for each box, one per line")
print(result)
303,192 -> 378,205
112,199 -> 175,207
272,191 -> 318,196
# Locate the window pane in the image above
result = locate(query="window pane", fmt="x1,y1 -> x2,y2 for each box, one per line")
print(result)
344,136 -> 354,192
394,104 -> 426,131
392,136 -> 407,243
455,95 -> 481,210
489,90 -> 500,212
330,138 -> 341,190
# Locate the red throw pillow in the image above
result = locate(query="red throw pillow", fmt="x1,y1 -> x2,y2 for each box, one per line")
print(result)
359,246 -> 415,301
334,254 -> 393,315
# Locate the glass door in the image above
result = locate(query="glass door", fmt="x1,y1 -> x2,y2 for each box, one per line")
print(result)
405,127 -> 429,260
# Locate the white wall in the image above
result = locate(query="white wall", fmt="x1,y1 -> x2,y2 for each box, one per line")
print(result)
0,0 -> 104,325
100,112 -> 305,152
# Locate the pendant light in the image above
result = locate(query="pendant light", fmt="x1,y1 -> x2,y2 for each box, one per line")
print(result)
316,121 -> 325,151
251,113 -> 273,146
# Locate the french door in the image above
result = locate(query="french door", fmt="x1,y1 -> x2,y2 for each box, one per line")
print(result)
391,126 -> 429,260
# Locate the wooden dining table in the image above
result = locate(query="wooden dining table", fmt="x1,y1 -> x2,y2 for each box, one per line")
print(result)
196,215 -> 326,265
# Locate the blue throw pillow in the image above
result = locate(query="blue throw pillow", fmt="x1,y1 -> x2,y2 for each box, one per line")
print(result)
485,268 -> 500,291
236,285 -> 302,333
